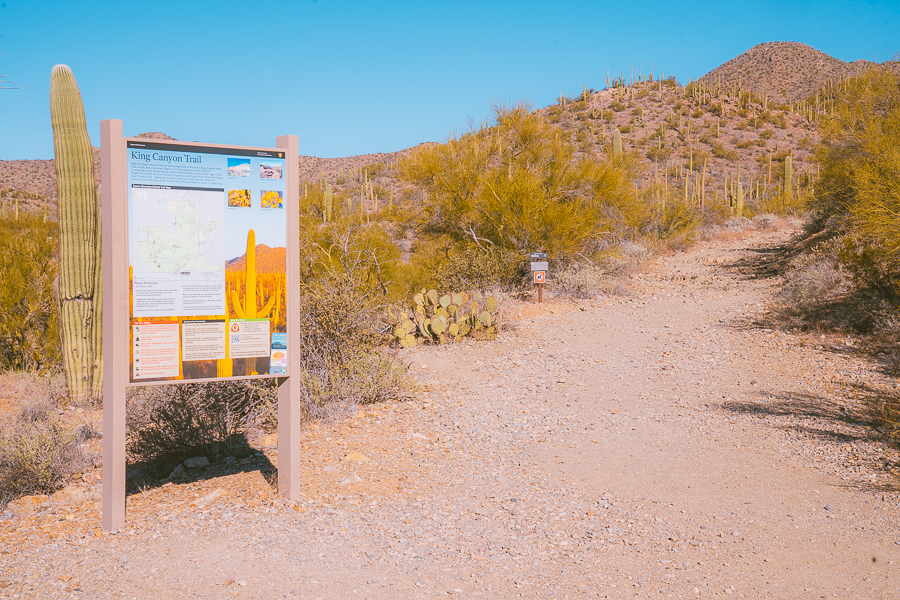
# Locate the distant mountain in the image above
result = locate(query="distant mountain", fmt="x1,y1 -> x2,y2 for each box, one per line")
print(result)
226,244 -> 286,274
0,132 -> 177,206
697,41 -> 900,105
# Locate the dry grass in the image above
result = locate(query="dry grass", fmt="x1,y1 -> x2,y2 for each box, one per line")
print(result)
0,372 -> 95,508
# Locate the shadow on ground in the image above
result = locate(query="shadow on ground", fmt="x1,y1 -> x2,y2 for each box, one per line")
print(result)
720,236 -> 799,281
126,432 -> 276,496
722,390 -> 882,443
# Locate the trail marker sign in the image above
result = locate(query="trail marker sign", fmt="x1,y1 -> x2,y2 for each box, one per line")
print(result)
529,252 -> 547,303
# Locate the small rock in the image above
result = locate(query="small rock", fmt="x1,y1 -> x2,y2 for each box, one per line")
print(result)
824,504 -> 834,511
168,464 -> 187,480
238,580 -> 247,587
184,456 -> 210,469
339,472 -> 363,485
323,464 -> 341,473
82,470 -> 102,484
291,589 -> 302,596
344,451 -> 369,462
192,488 -> 225,508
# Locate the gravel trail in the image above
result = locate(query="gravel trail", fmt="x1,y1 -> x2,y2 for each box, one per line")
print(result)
2,226 -> 899,599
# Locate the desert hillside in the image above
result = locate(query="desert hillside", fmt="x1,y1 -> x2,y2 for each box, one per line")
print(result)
1,41 -> 895,214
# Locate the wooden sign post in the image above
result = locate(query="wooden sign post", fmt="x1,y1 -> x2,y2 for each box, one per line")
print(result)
529,252 -> 548,304
101,121 -> 302,531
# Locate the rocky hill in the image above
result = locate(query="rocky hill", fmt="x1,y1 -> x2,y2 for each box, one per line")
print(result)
696,41 -> 900,105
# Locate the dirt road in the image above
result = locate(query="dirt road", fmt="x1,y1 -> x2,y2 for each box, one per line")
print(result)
3,224 -> 899,599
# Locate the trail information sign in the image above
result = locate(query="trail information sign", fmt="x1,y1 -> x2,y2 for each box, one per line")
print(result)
125,140 -> 289,382
101,121 -> 302,532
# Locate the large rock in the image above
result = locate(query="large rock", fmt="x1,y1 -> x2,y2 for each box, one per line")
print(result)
183,456 -> 210,469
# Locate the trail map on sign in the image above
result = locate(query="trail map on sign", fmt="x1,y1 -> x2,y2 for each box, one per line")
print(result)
133,187 -> 224,277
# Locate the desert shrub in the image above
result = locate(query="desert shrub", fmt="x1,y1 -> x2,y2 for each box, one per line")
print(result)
650,200 -> 703,243
434,245 -> 525,293
771,239 -> 852,330
757,111 -> 787,128
127,379 -> 277,477
0,214 -> 60,372
0,372 -> 89,507
296,278 -> 409,414
874,391 -> 900,442
551,244 -> 646,298
646,146 -> 673,162
400,103 -> 644,263
810,68 -> 900,296
709,140 -> 737,161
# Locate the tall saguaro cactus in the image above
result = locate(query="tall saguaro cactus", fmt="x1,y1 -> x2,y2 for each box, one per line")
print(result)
612,128 -> 623,156
230,230 -> 277,375
783,154 -> 793,200
50,65 -> 101,401
231,230 -> 276,320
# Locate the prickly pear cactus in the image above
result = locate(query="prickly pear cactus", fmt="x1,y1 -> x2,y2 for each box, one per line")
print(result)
388,288 -> 501,346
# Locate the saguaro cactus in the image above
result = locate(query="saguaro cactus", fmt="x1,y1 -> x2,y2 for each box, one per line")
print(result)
50,64 -> 101,401
783,155 -> 793,200
612,129 -> 623,156
231,229 -> 277,320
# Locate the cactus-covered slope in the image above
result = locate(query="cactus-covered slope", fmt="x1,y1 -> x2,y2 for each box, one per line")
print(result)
697,41 -> 900,106
2,42 -> 895,213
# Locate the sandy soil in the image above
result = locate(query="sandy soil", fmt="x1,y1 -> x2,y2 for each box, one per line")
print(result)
2,225 -> 899,599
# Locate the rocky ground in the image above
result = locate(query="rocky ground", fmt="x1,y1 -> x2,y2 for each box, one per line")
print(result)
2,223 -> 899,599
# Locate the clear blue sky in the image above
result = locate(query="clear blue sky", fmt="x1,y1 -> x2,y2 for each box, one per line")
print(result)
1,0 -> 897,160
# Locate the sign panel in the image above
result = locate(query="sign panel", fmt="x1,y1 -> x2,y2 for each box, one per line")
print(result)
126,140 -> 288,383
534,270 -> 546,283
530,261 -> 549,271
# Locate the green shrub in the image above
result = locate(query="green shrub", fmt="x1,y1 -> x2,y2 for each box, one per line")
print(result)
0,214 -> 59,372
811,68 -> 900,295
399,103 -> 644,263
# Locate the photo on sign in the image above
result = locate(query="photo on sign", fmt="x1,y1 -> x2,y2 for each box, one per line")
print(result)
227,158 -> 251,177
227,189 -> 251,208
223,209 -> 287,376
260,190 -> 283,209
259,160 -> 283,179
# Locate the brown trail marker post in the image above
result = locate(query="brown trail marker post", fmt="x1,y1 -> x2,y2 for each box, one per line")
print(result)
529,252 -> 548,304
101,121 -> 301,531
